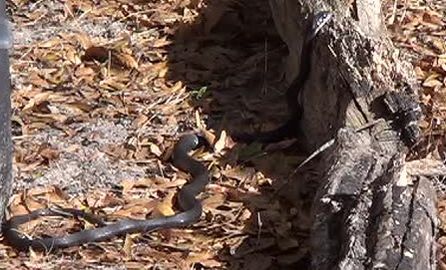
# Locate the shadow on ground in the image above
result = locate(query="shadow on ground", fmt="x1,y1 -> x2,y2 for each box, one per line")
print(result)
165,1 -> 323,269
2,0 -> 324,268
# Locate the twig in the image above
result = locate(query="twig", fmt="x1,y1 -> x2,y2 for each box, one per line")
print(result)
262,37 -> 268,96
388,0 -> 398,25
294,119 -> 383,173
273,119 -> 384,196
256,212 -> 263,245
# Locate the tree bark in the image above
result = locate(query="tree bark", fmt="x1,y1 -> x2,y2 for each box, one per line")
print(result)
268,0 -> 438,269
0,0 -> 12,233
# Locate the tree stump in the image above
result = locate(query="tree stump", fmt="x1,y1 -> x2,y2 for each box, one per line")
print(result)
268,0 -> 440,269
0,0 -> 12,233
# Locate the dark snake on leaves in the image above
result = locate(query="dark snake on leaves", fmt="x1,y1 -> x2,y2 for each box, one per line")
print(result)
2,134 -> 209,251
234,11 -> 333,144
2,11 -> 332,252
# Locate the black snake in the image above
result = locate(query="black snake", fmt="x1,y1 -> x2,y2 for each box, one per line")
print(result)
2,134 -> 209,251
1,11 -> 332,252
235,11 -> 333,144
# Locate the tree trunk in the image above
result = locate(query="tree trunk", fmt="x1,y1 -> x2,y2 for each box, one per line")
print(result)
0,0 -> 12,233
268,0 -> 438,269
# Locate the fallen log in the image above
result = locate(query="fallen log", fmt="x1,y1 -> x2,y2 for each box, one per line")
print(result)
268,0 -> 438,269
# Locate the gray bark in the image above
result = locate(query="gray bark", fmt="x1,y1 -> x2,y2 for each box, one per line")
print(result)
269,0 -> 437,269
0,0 -> 12,233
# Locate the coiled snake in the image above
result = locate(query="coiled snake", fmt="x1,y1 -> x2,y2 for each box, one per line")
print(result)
2,134 -> 209,251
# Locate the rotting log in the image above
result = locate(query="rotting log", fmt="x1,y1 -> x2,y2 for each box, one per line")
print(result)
0,1 -> 12,233
268,0 -> 439,269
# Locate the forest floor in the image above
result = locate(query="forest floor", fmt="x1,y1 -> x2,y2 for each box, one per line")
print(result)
0,0 -> 445,269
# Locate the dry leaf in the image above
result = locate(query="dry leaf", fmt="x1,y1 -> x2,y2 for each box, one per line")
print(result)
112,198 -> 157,219
74,33 -> 93,49
38,38 -> 61,48
200,127 -> 216,146
158,66 -> 168,77
39,146 -> 60,162
202,193 -> 226,210
116,52 -> 139,69
22,92 -> 52,111
123,234 -> 134,258
149,143 -> 162,157
121,179 -> 136,194
169,81 -> 183,92
153,190 -> 176,217
152,36 -> 172,48
186,252 -> 222,268
214,130 -> 227,153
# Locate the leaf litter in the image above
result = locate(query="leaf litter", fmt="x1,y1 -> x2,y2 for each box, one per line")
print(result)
2,0 -> 446,269
1,0 -> 310,269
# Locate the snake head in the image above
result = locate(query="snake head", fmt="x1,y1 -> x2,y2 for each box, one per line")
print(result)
306,11 -> 333,42
175,133 -> 213,154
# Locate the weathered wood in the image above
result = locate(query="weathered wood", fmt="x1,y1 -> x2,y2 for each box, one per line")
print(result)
268,0 -> 437,269
0,0 -> 12,233
312,129 -> 436,270
269,0 -> 420,151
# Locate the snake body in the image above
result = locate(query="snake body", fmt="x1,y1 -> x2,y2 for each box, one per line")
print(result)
2,11 -> 333,251
235,11 -> 333,144
2,134 -> 209,251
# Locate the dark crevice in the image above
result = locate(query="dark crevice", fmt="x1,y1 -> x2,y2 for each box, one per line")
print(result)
394,176 -> 418,270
